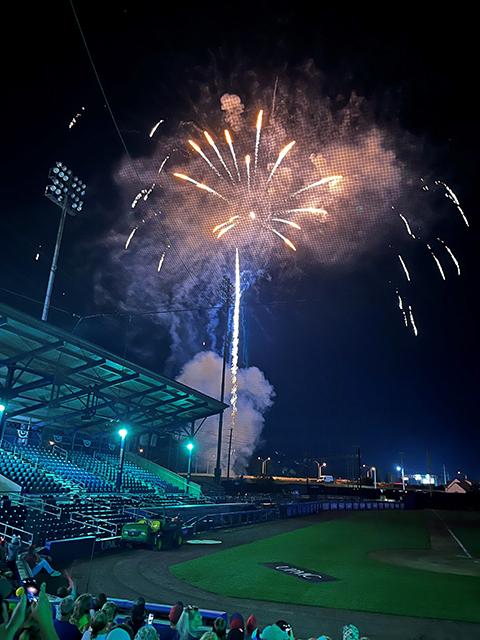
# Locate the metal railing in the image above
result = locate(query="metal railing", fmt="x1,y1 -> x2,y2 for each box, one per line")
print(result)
52,444 -> 68,460
9,493 -> 62,519
69,511 -> 117,535
184,507 -> 278,535
0,520 -> 34,545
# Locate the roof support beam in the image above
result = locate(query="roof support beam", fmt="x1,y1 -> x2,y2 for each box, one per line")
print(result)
0,340 -> 64,366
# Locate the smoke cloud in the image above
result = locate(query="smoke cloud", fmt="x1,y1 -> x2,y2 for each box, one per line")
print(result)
176,350 -> 274,472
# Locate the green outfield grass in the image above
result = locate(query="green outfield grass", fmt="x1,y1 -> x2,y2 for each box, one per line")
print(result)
437,510 -> 480,557
171,511 -> 480,622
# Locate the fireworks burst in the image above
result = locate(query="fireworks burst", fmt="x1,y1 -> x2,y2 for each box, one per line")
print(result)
172,109 -> 342,252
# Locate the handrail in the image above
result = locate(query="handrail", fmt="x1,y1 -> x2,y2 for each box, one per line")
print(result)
0,520 -> 34,544
9,493 -> 62,519
52,444 -> 68,460
69,511 -> 117,535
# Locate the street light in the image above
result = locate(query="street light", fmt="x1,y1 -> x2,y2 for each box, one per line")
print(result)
185,440 -> 195,494
0,403 -> 5,413
258,456 -> 271,475
314,460 -> 327,480
370,466 -> 377,489
116,426 -> 128,491
396,463 -> 405,491
42,162 -> 87,322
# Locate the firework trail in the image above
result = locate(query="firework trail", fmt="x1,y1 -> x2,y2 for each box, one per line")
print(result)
254,109 -> 263,175
271,218 -> 301,229
131,189 -> 147,208
426,243 -> 446,280
149,120 -> 164,138
157,252 -> 166,272
291,175 -> 342,196
68,106 -> 86,129
284,207 -> 328,216
125,227 -> 138,249
437,238 -> 461,275
188,139 -> 222,177
230,249 -> 241,441
143,183 -> 156,201
408,305 -> 418,336
270,227 -> 297,251
245,155 -> 251,190
399,213 -> 416,238
435,181 -> 469,227
266,141 -> 296,184
173,172 -> 229,201
396,290 -> 408,327
398,255 -> 411,282
204,131 -> 234,182
158,155 -> 170,174
225,130 -> 241,181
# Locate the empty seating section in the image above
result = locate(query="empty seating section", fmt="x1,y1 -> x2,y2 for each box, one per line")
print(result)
20,445 -> 115,493
1,444 -> 196,502
72,452 -> 179,494
0,500 -> 99,544
0,449 -> 67,494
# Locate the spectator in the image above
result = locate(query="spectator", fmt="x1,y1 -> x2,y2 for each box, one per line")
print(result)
161,602 -> 183,640
54,596 -> 81,640
127,598 -> 146,635
213,618 -> 227,640
228,614 -> 244,640
56,575 -> 77,621
6,535 -> 21,573
108,626 -> 134,640
71,594 -> 93,633
101,602 -> 118,631
93,594 -> 107,612
177,606 -> 202,640
135,626 -> 158,640
82,610 -> 109,640
245,616 -> 257,640
0,590 -> 26,640
24,545 -> 61,577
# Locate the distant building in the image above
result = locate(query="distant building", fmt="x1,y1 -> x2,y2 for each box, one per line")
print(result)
445,478 -> 473,493
407,473 -> 438,486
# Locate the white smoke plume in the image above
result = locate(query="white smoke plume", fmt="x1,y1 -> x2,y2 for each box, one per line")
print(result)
220,93 -> 245,132
176,350 -> 274,472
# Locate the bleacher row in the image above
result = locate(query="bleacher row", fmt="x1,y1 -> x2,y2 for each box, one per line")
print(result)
0,444 -> 180,496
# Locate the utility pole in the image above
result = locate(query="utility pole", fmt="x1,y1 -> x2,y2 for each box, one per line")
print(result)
214,277 -> 233,484
356,448 -> 361,489
42,162 -> 86,321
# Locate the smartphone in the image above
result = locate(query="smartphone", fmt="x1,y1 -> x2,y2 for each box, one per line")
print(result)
147,613 -> 154,625
22,580 -> 38,602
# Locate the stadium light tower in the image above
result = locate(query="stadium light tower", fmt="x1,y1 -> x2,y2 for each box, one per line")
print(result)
42,162 -> 87,322
116,426 -> 128,491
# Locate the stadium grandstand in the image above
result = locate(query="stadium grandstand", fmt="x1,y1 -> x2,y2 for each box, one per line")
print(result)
0,305 -> 370,638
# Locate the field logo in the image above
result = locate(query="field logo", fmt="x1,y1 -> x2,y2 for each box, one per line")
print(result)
264,562 -> 337,582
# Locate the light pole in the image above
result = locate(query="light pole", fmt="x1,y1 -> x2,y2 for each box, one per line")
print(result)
185,441 -> 194,494
396,464 -> 405,491
370,466 -> 377,489
42,162 -> 86,322
258,456 -> 271,475
116,427 -> 128,491
314,460 -> 327,480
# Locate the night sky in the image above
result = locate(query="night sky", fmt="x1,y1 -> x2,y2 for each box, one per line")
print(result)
3,4 -> 478,479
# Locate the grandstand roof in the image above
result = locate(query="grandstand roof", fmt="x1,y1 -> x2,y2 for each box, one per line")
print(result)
0,303 -> 226,433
